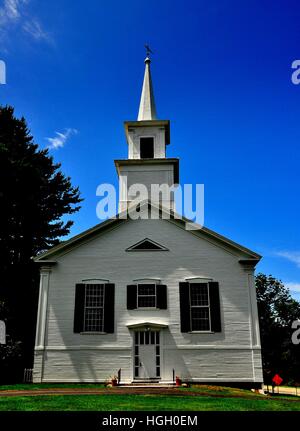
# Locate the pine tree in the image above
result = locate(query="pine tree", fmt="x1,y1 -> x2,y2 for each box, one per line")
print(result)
0,106 -> 82,379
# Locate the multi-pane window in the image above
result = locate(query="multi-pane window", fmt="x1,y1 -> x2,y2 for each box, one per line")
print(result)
84,284 -> 104,332
127,283 -> 167,310
190,283 -> 211,331
137,284 -> 156,308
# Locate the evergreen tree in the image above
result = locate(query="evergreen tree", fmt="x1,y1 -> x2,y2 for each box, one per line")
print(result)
0,106 -> 82,380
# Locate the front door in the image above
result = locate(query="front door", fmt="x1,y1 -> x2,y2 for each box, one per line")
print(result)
139,345 -> 156,378
134,330 -> 160,379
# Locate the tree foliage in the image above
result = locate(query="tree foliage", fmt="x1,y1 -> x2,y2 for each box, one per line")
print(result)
0,106 -> 82,379
0,106 -> 82,269
0,300 -> 23,383
256,273 -> 300,384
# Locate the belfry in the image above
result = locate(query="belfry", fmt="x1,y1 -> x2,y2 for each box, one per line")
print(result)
115,54 -> 179,211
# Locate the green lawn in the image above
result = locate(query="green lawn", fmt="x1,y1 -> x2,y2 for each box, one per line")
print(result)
0,385 -> 299,411
0,394 -> 300,411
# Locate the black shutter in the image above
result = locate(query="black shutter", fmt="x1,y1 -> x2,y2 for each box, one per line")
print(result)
209,282 -> 221,332
156,285 -> 167,309
127,285 -> 137,309
104,283 -> 115,333
74,283 -> 85,333
179,282 -> 191,332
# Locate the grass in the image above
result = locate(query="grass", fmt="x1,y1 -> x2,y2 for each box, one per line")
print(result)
0,384 -> 299,411
0,393 -> 300,411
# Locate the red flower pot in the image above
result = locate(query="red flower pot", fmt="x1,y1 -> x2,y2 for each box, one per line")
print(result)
175,377 -> 182,386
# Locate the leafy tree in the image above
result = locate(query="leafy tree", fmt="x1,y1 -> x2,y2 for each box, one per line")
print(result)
0,106 -> 82,380
256,273 -> 300,384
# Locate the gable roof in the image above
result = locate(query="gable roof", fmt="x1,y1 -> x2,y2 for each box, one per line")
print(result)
34,200 -> 261,262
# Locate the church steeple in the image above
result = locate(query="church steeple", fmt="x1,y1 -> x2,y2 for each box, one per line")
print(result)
115,51 -> 179,212
137,56 -> 157,121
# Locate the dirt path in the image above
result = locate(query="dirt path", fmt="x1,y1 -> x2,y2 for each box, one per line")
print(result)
0,387 -> 222,397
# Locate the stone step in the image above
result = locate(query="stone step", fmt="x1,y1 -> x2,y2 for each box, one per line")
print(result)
119,381 -> 176,387
119,384 -> 175,388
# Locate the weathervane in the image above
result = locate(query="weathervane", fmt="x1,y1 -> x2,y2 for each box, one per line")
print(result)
144,44 -> 153,58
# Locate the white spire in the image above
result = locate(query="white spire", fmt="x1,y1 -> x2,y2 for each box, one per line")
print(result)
137,56 -> 157,121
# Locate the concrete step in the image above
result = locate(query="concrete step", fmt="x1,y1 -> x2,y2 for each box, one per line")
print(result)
119,385 -> 175,388
119,382 -> 176,388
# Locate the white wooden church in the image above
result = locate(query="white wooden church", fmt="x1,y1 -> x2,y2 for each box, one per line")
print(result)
33,54 -> 263,387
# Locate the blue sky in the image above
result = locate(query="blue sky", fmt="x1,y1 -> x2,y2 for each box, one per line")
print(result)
1,0 -> 300,299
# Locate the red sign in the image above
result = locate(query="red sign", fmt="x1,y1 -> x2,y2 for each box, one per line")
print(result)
272,374 -> 283,386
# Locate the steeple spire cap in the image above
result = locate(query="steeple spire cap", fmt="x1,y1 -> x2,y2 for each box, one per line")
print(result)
137,53 -> 157,121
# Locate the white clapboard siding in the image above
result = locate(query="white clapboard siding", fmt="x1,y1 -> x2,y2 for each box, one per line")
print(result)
33,216 -> 263,383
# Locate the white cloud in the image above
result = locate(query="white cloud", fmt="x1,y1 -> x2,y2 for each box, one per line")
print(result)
276,251 -> 300,268
46,128 -> 78,150
284,282 -> 300,293
0,0 -> 51,47
0,0 -> 26,25
22,18 -> 52,43
3,0 -> 20,19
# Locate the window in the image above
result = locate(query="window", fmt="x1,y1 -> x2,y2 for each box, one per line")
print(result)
126,238 -> 169,251
137,284 -> 156,307
140,137 -> 154,158
190,283 -> 210,331
84,284 -> 104,332
127,284 -> 167,309
73,283 -> 115,334
179,281 -> 221,333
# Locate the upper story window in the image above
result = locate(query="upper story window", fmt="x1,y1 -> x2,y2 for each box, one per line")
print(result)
140,137 -> 154,158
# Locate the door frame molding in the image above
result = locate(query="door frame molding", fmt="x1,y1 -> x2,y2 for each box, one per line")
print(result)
131,329 -> 164,381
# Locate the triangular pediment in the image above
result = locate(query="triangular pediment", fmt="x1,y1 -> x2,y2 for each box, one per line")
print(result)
34,201 -> 261,262
126,238 -> 168,252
